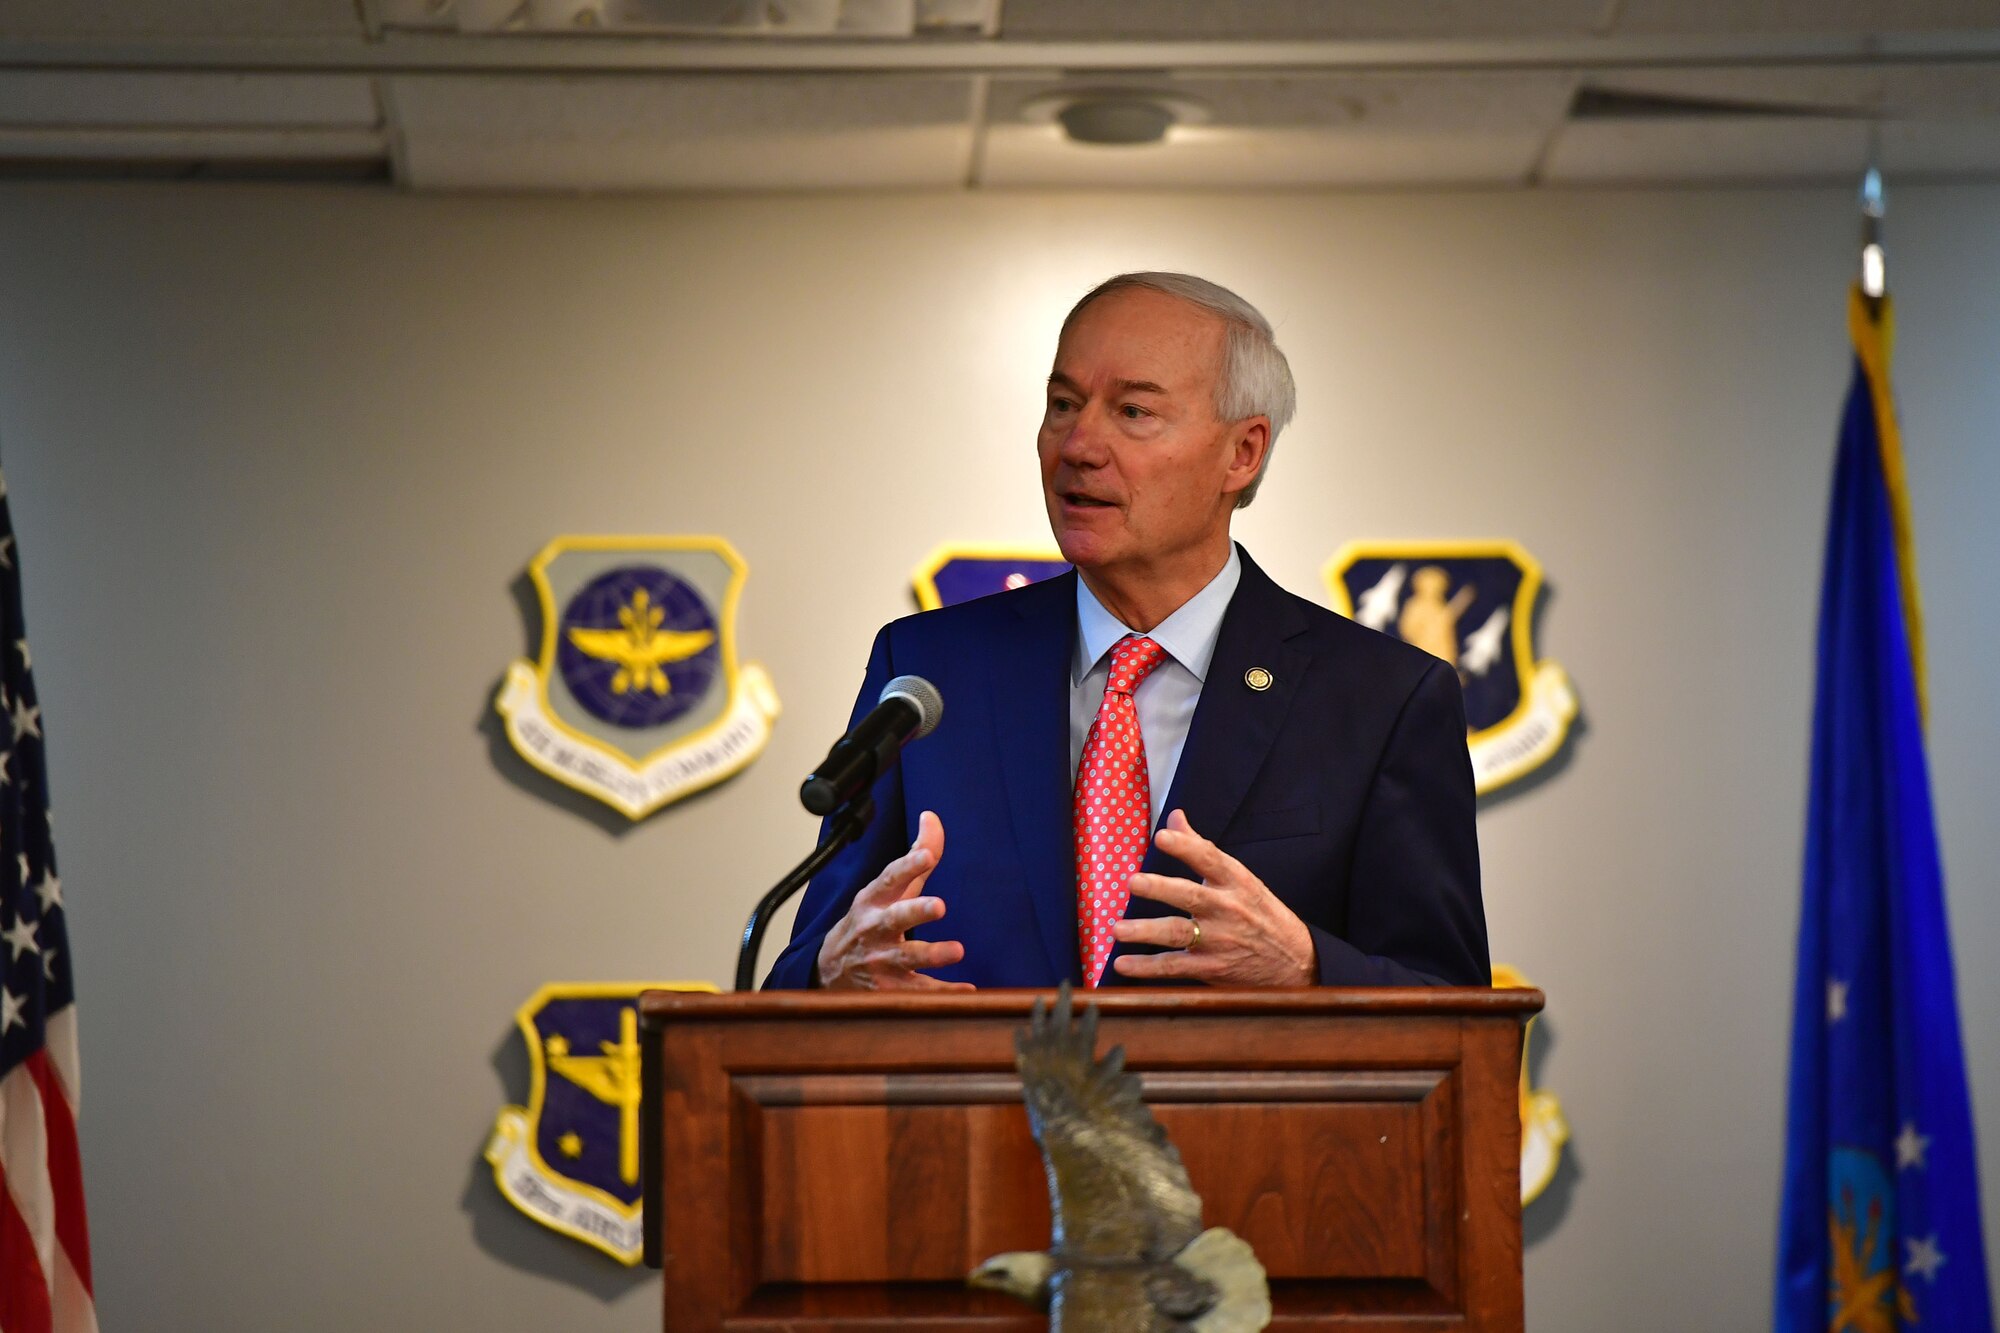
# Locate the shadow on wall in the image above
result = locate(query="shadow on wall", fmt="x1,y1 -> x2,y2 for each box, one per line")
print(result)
1479,712 -> 1589,814
477,570 -> 739,837
1521,1014 -> 1579,1248
1525,1150 -> 1582,1249
460,1026 -> 657,1303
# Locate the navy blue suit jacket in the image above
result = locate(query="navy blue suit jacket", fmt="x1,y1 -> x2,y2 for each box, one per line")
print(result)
765,547 -> 1489,989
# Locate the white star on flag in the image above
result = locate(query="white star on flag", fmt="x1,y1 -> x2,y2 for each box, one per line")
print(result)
11,639 -> 24,670
41,948 -> 56,982
1,915 -> 38,962
1904,1234 -> 1947,1282
0,987 -> 22,1034
1827,978 -> 1849,1022
34,874 -> 59,913
8,695 -> 37,741
1896,1121 -> 1931,1170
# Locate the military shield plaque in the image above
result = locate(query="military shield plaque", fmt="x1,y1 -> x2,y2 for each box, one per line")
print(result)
484,982 -> 714,1264
496,535 -> 780,819
1326,540 -> 1577,796
912,544 -> 1070,610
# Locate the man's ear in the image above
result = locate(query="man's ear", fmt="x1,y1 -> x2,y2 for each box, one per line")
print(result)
1221,416 -> 1271,499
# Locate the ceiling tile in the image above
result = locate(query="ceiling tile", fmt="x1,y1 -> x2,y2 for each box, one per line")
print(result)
397,129 -> 966,189
0,72 -> 378,128
1540,117 -> 1872,184
0,0 -> 367,40
392,72 -> 972,137
391,74 -> 974,189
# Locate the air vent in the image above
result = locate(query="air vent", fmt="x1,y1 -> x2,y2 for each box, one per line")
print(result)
0,154 -> 391,182
1568,86 -> 1861,121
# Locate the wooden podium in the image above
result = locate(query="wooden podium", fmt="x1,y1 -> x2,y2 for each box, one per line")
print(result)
639,988 -> 1541,1332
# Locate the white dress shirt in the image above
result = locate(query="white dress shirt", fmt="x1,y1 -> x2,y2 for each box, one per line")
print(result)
1070,545 -> 1243,829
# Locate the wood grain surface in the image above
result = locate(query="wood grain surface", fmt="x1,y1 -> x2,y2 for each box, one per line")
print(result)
641,988 -> 1539,1333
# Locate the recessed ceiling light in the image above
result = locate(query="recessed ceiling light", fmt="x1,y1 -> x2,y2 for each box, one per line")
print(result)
1058,98 -> 1175,145
1018,89 -> 1213,147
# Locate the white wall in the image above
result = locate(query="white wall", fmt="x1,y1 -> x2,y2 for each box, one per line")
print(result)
0,180 -> 1994,1331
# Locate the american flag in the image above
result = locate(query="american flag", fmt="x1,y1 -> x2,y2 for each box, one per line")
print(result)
0,467 -> 95,1332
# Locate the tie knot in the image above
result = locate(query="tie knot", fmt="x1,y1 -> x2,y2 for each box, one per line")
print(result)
1105,635 -> 1167,697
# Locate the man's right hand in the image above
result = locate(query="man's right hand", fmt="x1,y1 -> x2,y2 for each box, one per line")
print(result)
815,810 -> 973,990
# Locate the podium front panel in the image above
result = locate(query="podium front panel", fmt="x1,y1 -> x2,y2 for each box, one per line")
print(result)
641,989 -> 1538,1333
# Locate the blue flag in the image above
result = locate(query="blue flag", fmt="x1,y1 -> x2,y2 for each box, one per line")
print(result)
1775,287 -> 1994,1332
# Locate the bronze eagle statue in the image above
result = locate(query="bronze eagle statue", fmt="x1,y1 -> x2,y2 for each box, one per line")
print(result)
969,987 -> 1272,1332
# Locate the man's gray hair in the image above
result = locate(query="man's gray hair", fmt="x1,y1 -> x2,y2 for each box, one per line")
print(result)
1062,272 -> 1297,508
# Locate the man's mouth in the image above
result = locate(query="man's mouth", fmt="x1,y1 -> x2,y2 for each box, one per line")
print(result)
1061,492 -> 1115,509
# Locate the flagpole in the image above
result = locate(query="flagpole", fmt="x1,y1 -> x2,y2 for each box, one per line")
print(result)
1777,163 -> 1995,1333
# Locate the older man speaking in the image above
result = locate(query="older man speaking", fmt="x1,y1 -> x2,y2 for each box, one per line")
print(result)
766,273 -> 1488,990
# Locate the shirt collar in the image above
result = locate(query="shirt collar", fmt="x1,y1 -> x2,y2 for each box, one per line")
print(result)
1073,544 -> 1242,685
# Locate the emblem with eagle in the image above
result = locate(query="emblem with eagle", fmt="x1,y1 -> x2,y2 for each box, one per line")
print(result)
564,585 -> 716,699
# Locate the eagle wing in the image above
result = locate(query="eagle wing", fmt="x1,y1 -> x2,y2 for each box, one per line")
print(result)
565,626 -> 634,664
1014,988 -> 1206,1264
564,626 -> 715,667
643,628 -> 716,665
548,1054 -> 622,1104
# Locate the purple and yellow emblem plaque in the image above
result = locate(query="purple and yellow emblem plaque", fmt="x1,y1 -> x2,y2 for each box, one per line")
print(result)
496,535 -> 780,819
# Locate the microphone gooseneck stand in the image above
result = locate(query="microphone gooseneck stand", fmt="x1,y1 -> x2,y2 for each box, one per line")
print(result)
734,796 -> 874,992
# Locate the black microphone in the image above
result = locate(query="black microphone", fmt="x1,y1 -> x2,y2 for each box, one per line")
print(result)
799,675 -> 943,815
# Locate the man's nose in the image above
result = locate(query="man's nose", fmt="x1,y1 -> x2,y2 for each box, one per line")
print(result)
1057,406 -> 1112,466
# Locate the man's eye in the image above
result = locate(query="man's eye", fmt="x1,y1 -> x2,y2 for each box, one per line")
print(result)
1120,404 -> 1147,420
1049,398 -> 1075,413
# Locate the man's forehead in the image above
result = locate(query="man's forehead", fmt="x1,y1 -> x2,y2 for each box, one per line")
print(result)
1052,288 -> 1224,386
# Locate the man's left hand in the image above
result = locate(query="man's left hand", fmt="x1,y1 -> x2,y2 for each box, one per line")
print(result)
1110,808 -> 1317,986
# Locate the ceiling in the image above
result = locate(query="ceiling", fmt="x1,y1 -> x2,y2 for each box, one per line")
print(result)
3,0 -> 2000,190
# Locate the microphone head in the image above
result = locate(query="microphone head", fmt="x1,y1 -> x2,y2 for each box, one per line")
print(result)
880,675 -> 943,740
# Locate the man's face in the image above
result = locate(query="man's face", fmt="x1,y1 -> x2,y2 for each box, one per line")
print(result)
1038,287 -> 1263,576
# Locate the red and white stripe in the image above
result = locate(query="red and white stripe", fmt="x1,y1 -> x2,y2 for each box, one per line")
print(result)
0,1006 -> 94,1333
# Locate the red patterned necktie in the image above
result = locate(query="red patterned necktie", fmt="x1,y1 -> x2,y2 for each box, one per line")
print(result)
1074,634 -> 1169,987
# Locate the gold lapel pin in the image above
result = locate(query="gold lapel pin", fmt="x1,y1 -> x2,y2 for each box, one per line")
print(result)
1244,667 -> 1273,691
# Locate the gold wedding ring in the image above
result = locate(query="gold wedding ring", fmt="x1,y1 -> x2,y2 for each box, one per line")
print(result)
1188,919 -> 1203,951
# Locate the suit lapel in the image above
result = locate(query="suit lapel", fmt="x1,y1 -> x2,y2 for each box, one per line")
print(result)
1107,550 -> 1312,980
989,573 -> 1083,983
